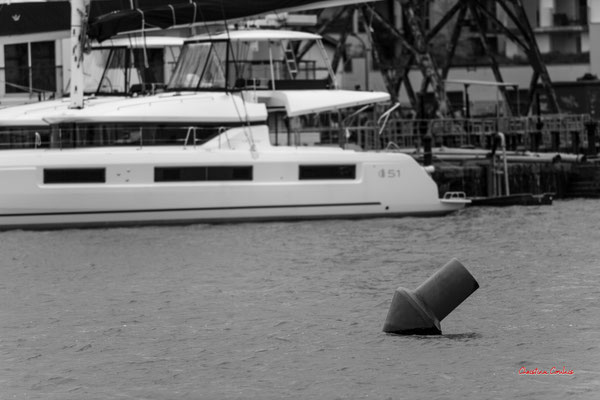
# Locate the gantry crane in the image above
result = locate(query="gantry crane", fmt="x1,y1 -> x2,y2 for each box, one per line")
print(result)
303,0 -> 560,118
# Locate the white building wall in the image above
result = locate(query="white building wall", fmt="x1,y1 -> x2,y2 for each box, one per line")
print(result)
589,0 -> 600,77
540,0 -> 556,28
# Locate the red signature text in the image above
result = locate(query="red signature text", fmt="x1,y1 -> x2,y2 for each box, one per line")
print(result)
519,366 -> 574,375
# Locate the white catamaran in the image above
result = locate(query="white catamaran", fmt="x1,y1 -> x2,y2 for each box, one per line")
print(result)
0,0 -> 468,230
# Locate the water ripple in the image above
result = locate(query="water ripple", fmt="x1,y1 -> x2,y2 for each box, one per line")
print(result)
1,199 -> 598,399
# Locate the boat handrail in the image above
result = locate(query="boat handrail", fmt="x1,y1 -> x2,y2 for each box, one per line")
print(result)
218,126 -> 230,149
184,126 -> 197,149
0,125 -> 232,150
443,191 -> 467,200
384,141 -> 402,152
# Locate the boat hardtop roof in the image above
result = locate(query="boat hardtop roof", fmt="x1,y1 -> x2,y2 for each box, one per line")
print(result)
37,92 -> 267,125
259,90 -> 390,117
92,35 -> 186,48
0,97 -> 122,127
186,29 -> 322,43
0,92 -> 267,127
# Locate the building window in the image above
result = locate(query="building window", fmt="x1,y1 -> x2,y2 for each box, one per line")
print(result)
4,43 -> 28,93
44,168 -> 106,184
4,41 -> 56,94
299,165 -> 356,180
155,166 -> 253,182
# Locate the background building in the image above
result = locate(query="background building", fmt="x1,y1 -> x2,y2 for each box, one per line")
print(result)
2,0 -> 600,116
335,0 -> 600,116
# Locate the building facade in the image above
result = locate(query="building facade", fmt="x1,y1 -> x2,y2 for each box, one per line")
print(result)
337,0 -> 600,114
2,0 -> 600,113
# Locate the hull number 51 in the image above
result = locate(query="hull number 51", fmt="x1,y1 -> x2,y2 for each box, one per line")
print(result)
379,169 -> 401,178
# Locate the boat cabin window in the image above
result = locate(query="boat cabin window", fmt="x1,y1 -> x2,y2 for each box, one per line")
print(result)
168,42 -> 228,91
44,168 -> 106,184
86,47 -> 167,95
168,35 -> 328,92
155,166 -> 253,182
299,165 -> 356,180
231,39 -> 322,90
0,127 -> 51,149
54,123 -> 223,148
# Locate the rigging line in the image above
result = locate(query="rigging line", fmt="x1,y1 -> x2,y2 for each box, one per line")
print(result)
194,1 -> 249,135
217,0 -> 255,148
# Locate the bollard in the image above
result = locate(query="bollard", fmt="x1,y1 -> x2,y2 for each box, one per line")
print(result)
383,259 -> 479,335
423,133 -> 433,166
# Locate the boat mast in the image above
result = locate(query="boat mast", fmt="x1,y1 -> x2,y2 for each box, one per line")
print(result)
69,0 -> 90,109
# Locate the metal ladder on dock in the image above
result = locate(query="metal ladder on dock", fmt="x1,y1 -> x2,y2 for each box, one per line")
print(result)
284,44 -> 298,79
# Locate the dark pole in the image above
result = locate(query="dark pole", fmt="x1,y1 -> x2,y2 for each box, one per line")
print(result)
586,121 -> 597,156
534,92 -> 543,152
420,92 -> 433,166
464,84 -> 471,145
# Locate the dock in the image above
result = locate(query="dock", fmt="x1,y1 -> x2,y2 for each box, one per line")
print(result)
301,113 -> 600,200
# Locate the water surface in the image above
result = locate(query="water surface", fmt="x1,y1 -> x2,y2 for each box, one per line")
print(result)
1,200 -> 599,399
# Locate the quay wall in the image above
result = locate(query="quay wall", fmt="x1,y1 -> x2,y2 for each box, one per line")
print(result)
432,162 -> 585,198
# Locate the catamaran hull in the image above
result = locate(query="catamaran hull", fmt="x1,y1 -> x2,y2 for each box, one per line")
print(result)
0,148 -> 466,230
0,206 -> 463,230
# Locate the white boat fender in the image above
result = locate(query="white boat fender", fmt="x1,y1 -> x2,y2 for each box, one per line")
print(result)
423,165 -> 435,175
382,258 -> 479,335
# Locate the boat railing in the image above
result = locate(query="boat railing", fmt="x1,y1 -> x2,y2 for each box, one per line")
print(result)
290,112 -> 594,154
374,114 -> 592,152
336,114 -> 592,152
443,191 -> 467,200
0,128 -> 51,149
228,60 -> 324,89
217,127 -> 232,149
1,125 -> 227,150
183,126 -> 197,149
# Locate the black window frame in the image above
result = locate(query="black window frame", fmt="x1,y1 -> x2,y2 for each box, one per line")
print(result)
154,166 -> 253,182
43,168 -> 106,184
298,165 -> 356,180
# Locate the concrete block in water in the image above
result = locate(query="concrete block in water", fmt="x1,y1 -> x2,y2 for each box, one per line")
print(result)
383,258 -> 479,335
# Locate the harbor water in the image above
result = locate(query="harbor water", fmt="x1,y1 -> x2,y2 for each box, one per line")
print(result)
1,199 -> 599,399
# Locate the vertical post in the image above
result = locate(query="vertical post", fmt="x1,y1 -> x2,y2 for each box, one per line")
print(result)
551,130 -> 560,152
418,92 -> 428,152
464,83 -> 471,145
489,157 -> 496,197
364,45 -> 370,91
69,0 -> 90,109
571,130 -> 580,154
423,133 -> 432,166
497,132 -> 510,196
533,92 -> 543,151
533,120 -> 543,152
586,121 -> 597,156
